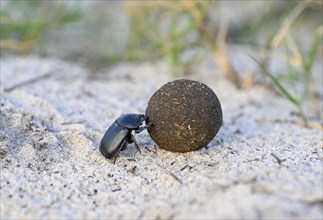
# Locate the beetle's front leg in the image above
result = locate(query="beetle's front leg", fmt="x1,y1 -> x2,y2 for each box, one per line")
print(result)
135,123 -> 153,133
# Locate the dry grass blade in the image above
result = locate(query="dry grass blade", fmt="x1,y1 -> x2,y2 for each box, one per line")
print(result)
271,1 -> 307,48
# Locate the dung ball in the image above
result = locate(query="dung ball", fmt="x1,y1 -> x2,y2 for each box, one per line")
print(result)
145,79 -> 222,152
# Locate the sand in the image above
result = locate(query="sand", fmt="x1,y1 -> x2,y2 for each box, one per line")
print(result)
1,57 -> 322,219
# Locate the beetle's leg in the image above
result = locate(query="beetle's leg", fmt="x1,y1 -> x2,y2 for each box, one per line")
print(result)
135,123 -> 153,133
135,126 -> 145,133
131,134 -> 141,154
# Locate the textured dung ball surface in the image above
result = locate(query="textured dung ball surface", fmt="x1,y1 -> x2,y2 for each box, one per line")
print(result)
146,79 -> 222,152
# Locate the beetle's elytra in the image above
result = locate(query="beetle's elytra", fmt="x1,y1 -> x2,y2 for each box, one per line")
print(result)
99,114 -> 149,163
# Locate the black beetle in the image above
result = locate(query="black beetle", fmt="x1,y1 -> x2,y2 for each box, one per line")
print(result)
99,113 -> 149,163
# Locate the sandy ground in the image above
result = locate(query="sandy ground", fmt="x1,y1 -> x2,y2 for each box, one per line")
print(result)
0,57 -> 322,219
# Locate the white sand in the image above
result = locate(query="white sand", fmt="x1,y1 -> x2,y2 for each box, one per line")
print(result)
1,57 -> 322,219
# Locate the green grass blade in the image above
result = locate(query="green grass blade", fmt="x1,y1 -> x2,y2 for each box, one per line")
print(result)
249,54 -> 301,106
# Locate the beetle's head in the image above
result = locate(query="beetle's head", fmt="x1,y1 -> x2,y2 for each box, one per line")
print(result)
137,114 -> 146,124
116,113 -> 146,129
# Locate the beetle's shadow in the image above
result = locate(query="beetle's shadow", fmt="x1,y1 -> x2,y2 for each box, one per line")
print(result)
118,142 -> 142,158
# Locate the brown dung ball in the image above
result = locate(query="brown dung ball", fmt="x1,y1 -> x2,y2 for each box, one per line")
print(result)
145,79 -> 222,152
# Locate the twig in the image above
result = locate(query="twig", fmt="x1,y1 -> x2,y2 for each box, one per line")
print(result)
180,164 -> 189,171
111,188 -> 121,192
180,164 -> 193,171
271,153 -> 286,164
157,164 -> 182,184
4,72 -> 52,92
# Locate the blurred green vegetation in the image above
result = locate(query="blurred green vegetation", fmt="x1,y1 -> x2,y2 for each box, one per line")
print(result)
124,2 -> 210,75
251,1 -> 322,127
0,0 -> 80,54
124,1 -> 238,84
0,0 -> 322,126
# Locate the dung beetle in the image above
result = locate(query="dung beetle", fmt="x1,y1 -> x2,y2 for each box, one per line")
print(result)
99,113 -> 149,163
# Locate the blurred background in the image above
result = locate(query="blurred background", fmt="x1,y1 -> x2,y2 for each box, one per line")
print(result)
1,0 -> 322,124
